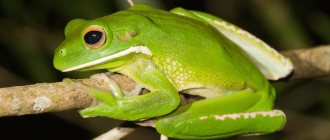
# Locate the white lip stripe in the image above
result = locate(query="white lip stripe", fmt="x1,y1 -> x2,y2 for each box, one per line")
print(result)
62,46 -> 152,72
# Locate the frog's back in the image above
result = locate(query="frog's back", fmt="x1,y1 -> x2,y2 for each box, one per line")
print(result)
154,31 -> 268,97
141,11 -> 269,96
109,6 -> 269,97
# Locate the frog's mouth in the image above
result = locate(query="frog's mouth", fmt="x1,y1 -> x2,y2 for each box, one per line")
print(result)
62,46 -> 152,72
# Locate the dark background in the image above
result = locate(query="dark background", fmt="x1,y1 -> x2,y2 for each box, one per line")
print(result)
0,0 -> 329,139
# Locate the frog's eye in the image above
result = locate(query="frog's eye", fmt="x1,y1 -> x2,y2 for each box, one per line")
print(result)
83,25 -> 106,49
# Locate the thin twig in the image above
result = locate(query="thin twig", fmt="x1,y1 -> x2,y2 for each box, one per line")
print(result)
127,0 -> 134,6
93,122 -> 138,140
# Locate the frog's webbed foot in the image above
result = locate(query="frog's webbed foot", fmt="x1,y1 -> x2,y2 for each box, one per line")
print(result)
77,73 -> 142,118
156,109 -> 285,139
155,89 -> 286,139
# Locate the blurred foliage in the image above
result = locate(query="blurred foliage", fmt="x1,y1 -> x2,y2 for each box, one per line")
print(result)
0,0 -> 329,140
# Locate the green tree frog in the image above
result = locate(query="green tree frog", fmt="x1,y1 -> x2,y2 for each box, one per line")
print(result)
53,4 -> 293,139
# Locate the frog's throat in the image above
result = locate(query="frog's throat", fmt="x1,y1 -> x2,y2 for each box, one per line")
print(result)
62,46 -> 152,72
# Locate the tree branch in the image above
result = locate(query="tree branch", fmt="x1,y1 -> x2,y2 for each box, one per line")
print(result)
0,45 -> 329,117
0,73 -> 137,117
283,45 -> 330,79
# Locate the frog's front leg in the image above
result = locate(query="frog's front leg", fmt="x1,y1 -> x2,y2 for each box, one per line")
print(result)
155,89 -> 286,139
80,58 -> 181,121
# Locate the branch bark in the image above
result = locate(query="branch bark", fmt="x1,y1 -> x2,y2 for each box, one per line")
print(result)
0,45 -> 329,117
283,45 -> 330,79
0,73 -> 137,117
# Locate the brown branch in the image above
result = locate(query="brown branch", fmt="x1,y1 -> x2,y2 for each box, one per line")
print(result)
283,45 -> 330,79
0,45 -> 329,117
0,73 -> 137,117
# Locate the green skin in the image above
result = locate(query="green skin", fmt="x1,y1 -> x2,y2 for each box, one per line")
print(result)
53,4 -> 288,139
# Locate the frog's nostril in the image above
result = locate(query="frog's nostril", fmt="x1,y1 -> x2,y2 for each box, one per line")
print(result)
59,49 -> 66,55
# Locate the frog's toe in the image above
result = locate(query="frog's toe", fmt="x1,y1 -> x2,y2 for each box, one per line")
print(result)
90,73 -> 125,98
84,86 -> 117,105
79,85 -> 122,118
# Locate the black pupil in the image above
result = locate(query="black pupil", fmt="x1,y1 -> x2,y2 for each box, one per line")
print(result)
84,31 -> 102,45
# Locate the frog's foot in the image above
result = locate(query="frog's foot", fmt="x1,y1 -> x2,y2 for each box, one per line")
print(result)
156,109 -> 285,139
90,73 -> 126,98
78,74 -> 126,118
79,86 -> 119,118
155,89 -> 286,139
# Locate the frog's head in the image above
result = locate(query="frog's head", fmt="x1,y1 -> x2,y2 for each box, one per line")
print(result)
53,4 -> 161,72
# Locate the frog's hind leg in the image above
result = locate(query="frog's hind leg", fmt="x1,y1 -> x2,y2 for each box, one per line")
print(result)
155,89 -> 286,139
